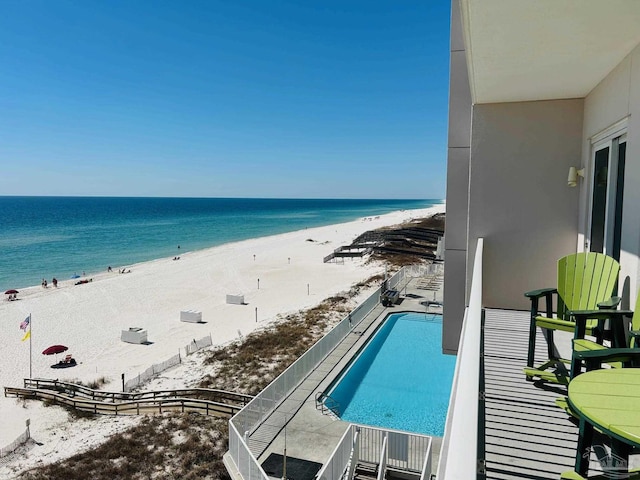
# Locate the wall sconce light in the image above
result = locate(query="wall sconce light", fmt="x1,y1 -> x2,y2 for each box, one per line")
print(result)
568,166 -> 585,187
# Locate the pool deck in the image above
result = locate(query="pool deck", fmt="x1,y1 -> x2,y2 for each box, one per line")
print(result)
250,275 -> 445,475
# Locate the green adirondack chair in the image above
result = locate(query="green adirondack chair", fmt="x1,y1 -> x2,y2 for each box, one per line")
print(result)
569,292 -> 640,378
523,252 -> 620,384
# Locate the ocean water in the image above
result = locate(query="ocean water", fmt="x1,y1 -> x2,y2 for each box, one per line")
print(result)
0,197 -> 441,291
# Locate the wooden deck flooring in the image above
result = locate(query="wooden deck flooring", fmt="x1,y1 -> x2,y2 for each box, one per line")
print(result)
483,309 -> 580,479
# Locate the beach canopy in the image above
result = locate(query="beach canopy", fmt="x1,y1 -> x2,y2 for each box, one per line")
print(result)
4,289 -> 18,295
42,345 -> 68,355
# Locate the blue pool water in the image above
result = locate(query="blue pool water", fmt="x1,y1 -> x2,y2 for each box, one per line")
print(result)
328,312 -> 456,436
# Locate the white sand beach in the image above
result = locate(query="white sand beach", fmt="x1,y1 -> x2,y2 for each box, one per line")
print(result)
0,204 -> 444,475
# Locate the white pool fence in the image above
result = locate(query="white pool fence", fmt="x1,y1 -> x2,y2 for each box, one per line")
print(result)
228,268 -> 408,480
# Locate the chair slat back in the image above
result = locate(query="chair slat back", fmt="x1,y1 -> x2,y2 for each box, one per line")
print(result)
557,253 -> 619,320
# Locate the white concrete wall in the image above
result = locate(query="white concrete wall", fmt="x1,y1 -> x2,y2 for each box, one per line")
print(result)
443,0 -> 472,353
581,44 -> 640,307
468,99 -> 584,310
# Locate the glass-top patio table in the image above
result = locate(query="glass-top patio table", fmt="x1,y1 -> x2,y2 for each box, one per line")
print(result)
563,368 -> 640,479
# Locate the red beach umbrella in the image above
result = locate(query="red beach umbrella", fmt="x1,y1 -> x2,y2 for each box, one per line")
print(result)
4,289 -> 18,295
42,345 -> 68,355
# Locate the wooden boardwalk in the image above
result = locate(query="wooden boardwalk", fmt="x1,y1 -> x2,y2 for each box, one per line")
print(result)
483,309 -> 579,479
4,380 -> 251,419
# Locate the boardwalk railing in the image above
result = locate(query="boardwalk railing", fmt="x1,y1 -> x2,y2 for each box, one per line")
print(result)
16,378 -> 252,405
323,246 -> 373,263
436,238 -> 483,480
228,268 -> 406,480
5,384 -> 250,418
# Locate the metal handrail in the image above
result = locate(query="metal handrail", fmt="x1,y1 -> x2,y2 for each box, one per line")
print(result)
315,391 -> 340,416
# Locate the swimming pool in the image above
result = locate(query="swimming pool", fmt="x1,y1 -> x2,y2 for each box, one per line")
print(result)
326,312 -> 456,436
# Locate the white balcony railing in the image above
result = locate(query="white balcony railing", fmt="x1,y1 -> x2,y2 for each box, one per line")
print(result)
315,425 -> 355,480
436,238 -> 483,480
315,425 -> 433,480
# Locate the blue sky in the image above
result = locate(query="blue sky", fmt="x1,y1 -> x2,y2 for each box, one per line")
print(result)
0,1 -> 450,199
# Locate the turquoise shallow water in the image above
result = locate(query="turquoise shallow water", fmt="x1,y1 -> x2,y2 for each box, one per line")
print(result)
328,312 -> 456,436
0,197 -> 441,291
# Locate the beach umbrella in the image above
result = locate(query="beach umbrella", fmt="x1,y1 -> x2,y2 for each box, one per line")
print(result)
42,345 -> 68,355
4,289 -> 18,295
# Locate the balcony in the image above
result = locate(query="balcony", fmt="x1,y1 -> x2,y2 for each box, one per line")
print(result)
439,239 -> 631,479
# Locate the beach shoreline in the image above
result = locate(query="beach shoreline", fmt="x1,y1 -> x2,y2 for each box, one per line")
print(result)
1,198 -> 441,293
0,204 -> 444,475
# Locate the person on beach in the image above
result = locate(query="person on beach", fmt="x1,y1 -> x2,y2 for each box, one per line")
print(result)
52,278 -> 58,287
44,279 -> 48,288
107,266 -> 112,272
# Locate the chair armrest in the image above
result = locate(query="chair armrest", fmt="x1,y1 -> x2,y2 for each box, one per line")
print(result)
629,331 -> 640,348
574,348 -> 640,370
597,296 -> 621,309
524,287 -> 557,299
571,310 -> 633,319
571,310 -> 633,344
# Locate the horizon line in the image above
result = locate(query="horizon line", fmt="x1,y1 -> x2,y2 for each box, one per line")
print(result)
0,195 -> 445,201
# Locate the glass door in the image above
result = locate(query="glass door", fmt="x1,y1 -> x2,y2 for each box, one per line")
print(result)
589,134 -> 626,261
